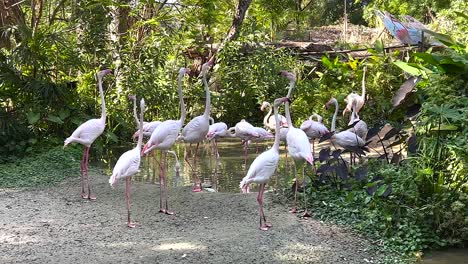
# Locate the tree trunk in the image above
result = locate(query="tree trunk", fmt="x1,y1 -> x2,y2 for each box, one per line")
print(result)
110,0 -> 130,95
210,0 -> 252,62
0,0 -> 25,49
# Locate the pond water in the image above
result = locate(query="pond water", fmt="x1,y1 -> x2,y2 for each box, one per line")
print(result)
421,248 -> 468,264
102,138 -> 301,193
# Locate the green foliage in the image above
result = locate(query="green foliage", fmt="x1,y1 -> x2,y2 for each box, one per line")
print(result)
0,146 -> 82,188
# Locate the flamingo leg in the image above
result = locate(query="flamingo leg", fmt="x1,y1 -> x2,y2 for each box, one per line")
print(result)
84,147 -> 96,200
184,144 -> 194,170
257,184 -> 271,231
80,147 -> 87,198
302,165 -> 311,218
289,161 -> 298,213
243,141 -> 249,165
163,152 -> 173,215
126,177 -> 137,228
192,143 -> 202,192
214,139 -> 220,159
158,151 -> 165,213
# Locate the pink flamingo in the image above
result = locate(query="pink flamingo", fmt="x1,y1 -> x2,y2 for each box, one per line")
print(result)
129,95 -> 162,139
228,119 -> 260,164
326,97 -> 365,165
142,67 -> 189,214
64,69 -> 112,200
343,66 -> 367,117
260,101 -> 288,131
109,98 -> 146,228
240,97 -> 289,231
280,70 -> 314,217
180,61 -> 213,192
300,113 -> 329,155
347,98 -> 368,140
206,121 -> 228,158
250,127 -> 274,153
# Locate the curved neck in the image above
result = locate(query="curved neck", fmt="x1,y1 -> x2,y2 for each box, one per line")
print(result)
263,103 -> 272,124
286,80 -> 295,98
132,97 -> 139,128
227,127 -> 236,137
273,103 -> 281,151
177,73 -> 186,124
284,101 -> 294,129
331,100 -> 338,132
98,75 -> 106,122
137,105 -> 144,149
361,67 -> 366,98
202,69 -> 211,118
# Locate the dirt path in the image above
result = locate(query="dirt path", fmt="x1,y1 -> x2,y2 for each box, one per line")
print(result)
0,171 -> 382,264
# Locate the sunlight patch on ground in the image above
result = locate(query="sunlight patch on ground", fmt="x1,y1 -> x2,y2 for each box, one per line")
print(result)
275,242 -> 331,262
155,242 -> 206,251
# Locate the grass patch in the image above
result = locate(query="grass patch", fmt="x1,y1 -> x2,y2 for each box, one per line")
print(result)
0,146 -> 83,188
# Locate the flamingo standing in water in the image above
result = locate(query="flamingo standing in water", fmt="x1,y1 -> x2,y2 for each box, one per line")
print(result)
240,97 -> 289,231
142,67 -> 189,214
280,71 -> 314,217
206,121 -> 228,158
260,101 -> 288,131
180,61 -> 213,192
129,95 -> 161,139
343,66 -> 367,117
109,98 -> 146,228
64,69 -> 112,200
300,114 -> 329,156
228,119 -> 260,164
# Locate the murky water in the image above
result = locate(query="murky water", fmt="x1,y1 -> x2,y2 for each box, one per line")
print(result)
102,138 -> 297,193
421,248 -> 468,264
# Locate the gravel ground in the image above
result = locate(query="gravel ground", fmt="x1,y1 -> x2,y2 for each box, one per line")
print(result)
0,171 -> 382,264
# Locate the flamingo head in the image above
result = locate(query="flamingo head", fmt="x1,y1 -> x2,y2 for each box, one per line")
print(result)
274,97 -> 291,107
260,101 -> 269,111
140,98 -> 146,112
325,98 -> 337,110
97,69 -> 113,78
179,67 -> 190,76
128,94 -> 136,100
202,60 -> 213,72
279,71 -> 296,82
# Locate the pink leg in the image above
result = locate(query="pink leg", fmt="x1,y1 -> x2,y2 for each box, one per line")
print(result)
257,184 -> 271,231
244,141 -> 249,165
302,165 -> 311,218
184,144 -> 194,170
163,152 -> 173,215
192,143 -> 202,192
289,162 -> 298,213
214,140 -> 220,159
158,151 -> 165,213
84,147 -> 96,200
80,147 -> 87,198
126,177 -> 137,228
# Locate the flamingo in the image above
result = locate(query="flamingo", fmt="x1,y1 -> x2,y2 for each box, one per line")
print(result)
260,101 -> 288,131
129,95 -> 162,139
64,69 -> 112,200
343,66 -> 367,117
228,119 -> 260,164
347,98 -> 368,140
280,71 -> 314,217
300,114 -> 329,155
325,98 -> 365,165
109,98 -> 146,228
206,121 -> 228,158
142,67 -> 189,214
180,61 -> 213,192
240,97 -> 289,231
250,127 -> 274,153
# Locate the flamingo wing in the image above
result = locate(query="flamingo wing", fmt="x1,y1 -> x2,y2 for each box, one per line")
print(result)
65,118 -> 105,146
110,148 -> 141,186
182,116 -> 210,142
240,149 -> 279,188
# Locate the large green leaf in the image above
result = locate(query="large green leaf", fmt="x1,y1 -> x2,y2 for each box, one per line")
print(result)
26,112 -> 40,124
393,60 -> 424,76
46,115 -> 64,124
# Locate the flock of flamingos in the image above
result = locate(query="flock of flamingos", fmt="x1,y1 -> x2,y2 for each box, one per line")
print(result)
64,61 -> 368,230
